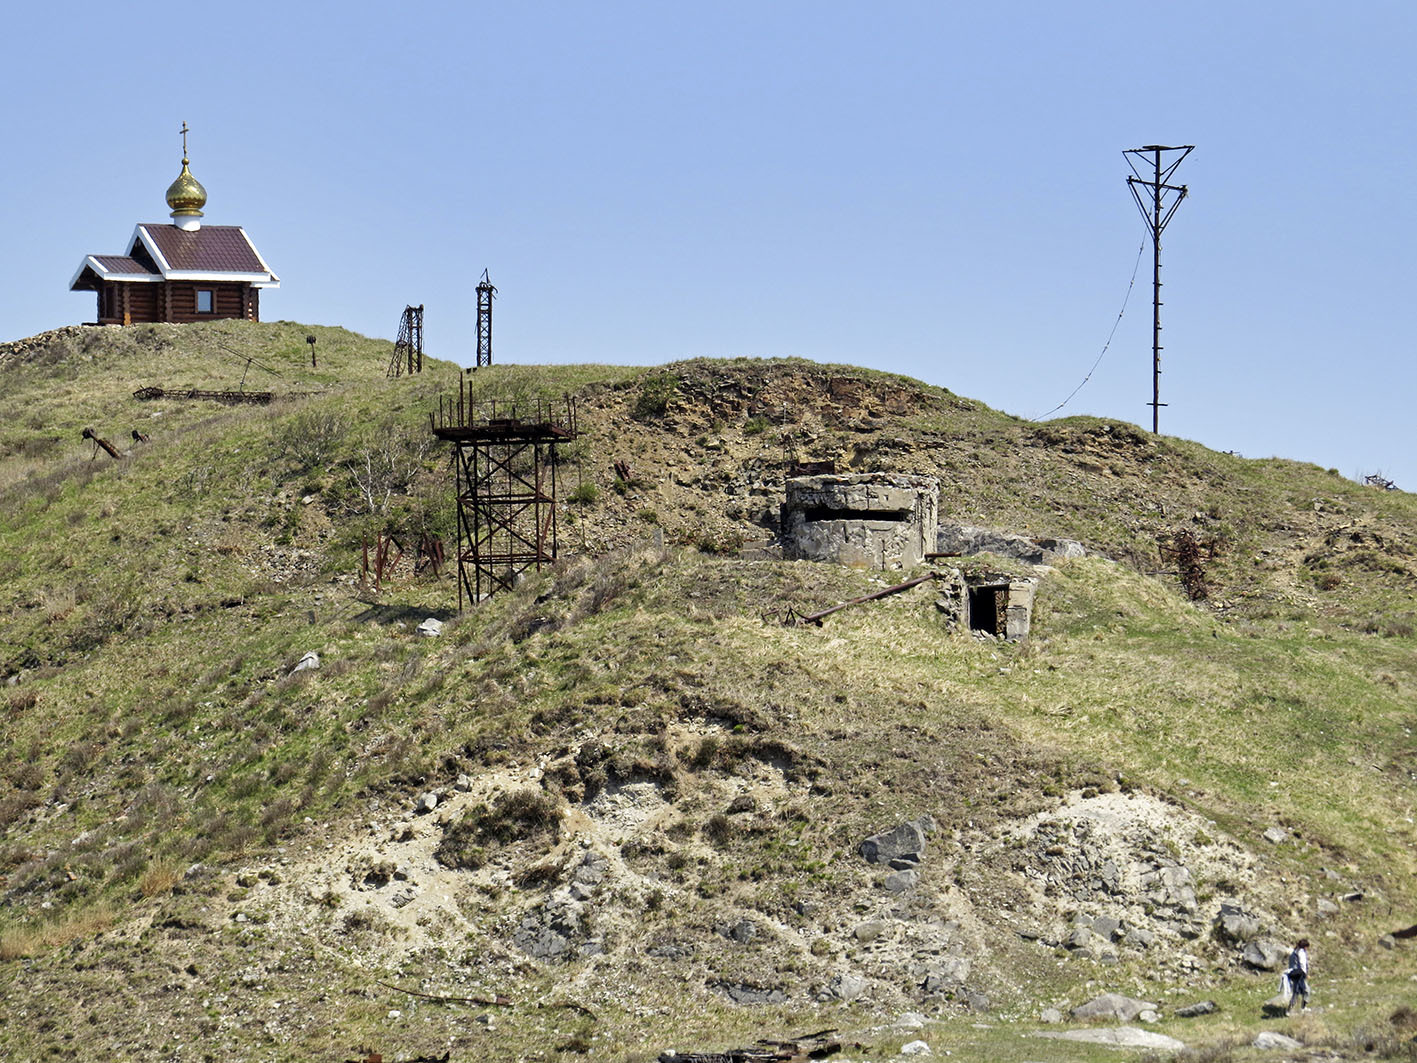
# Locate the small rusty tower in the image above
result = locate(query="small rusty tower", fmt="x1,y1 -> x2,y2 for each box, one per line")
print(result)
388,304 -> 425,377
431,379 -> 577,607
475,270 -> 495,368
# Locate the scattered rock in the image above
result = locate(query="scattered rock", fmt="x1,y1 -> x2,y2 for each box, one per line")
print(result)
860,823 -> 927,865
1380,934 -> 1397,950
1262,826 -> 1288,844
416,617 -> 443,638
415,792 -> 439,814
821,971 -> 867,1002
454,774 -> 473,793
1317,898 -> 1339,916
884,869 -> 919,893
726,795 -> 756,814
854,920 -> 887,943
920,956 -> 970,993
717,982 -> 787,1005
1039,1007 -> 1063,1024
715,919 -> 756,944
1253,1031 -> 1303,1050
899,1039 -> 932,1056
1071,992 -> 1158,1022
1175,1000 -> 1217,1018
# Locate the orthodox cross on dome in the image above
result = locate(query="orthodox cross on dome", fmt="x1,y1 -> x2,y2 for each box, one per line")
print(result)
179,120 -> 190,160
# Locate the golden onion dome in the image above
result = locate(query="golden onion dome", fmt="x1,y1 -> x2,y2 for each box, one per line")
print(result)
165,156 -> 207,217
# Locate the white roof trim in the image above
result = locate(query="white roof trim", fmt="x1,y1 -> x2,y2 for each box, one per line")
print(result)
236,227 -> 279,282
68,255 -> 163,290
131,225 -> 173,274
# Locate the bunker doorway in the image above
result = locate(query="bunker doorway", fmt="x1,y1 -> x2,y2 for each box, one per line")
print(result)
968,584 -> 1009,638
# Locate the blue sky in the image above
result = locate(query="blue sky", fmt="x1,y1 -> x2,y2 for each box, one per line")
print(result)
4,2 -> 1414,488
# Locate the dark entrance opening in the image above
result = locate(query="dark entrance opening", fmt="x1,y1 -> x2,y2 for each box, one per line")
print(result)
968,584 -> 1009,637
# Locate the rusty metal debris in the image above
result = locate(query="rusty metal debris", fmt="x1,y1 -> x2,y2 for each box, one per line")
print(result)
1158,528 -> 1220,601
343,1053 -> 450,1063
659,1030 -> 843,1063
430,384 -> 578,608
361,532 -> 445,590
1365,473 -> 1398,491
80,427 -> 120,460
790,459 -> 836,476
613,459 -> 633,482
388,304 -> 425,377
781,572 -> 944,626
133,385 -> 273,405
131,428 -> 150,443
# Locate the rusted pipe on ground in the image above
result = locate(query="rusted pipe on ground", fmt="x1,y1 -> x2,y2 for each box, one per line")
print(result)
785,571 -> 943,626
81,427 -> 120,459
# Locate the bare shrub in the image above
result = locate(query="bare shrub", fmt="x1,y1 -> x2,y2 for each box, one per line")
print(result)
275,409 -> 347,472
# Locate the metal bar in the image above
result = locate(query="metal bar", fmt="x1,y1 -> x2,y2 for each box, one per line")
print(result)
789,572 -> 943,626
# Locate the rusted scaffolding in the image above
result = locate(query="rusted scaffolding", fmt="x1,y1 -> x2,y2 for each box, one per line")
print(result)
475,270 -> 495,368
431,380 -> 577,608
388,304 -> 425,377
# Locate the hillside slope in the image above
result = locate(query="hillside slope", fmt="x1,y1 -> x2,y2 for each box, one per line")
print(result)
2,322 -> 1416,1062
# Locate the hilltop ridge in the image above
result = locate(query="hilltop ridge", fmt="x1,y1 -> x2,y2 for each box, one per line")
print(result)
2,321 -> 1416,1061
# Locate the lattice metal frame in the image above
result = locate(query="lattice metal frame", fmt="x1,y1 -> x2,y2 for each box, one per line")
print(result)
388,304 -> 425,377
475,270 -> 496,368
431,383 -> 577,608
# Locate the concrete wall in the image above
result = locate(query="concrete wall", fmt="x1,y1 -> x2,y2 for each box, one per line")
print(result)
782,473 -> 939,570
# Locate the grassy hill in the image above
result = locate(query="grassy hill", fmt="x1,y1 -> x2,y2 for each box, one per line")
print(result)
2,320 -> 1416,1061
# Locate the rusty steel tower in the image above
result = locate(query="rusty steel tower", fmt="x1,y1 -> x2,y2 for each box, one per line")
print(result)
1125,144 -> 1192,433
431,379 -> 577,607
475,269 -> 496,368
387,304 -> 425,377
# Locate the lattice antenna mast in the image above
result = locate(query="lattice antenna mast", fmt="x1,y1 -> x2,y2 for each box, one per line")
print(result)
387,304 -> 425,377
1125,144 -> 1192,433
476,269 -> 496,368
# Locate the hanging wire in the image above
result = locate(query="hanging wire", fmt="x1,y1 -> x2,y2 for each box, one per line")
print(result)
1030,238 -> 1147,421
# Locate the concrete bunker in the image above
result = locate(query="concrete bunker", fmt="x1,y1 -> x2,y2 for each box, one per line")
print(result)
781,473 -> 939,570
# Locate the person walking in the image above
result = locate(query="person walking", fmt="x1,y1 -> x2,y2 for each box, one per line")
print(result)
1286,938 -> 1311,1012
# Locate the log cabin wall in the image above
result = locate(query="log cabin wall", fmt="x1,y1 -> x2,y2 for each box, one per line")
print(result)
94,281 -> 259,324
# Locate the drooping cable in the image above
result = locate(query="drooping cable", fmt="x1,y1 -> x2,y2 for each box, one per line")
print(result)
1030,238 -> 1147,421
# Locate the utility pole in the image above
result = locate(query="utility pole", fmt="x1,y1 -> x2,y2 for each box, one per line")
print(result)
476,269 -> 496,368
1125,144 -> 1192,433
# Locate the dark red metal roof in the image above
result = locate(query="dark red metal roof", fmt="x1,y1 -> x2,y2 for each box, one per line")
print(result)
137,224 -> 268,274
91,255 -> 154,275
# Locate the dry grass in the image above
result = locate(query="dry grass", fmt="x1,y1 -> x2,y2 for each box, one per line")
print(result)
0,904 -> 115,960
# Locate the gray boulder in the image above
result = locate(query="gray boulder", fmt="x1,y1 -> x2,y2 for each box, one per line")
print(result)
1215,903 -> 1261,942
860,823 -> 927,865
1038,1028 -> 1184,1051
1071,992 -> 1158,1022
884,869 -> 919,893
1254,1031 -> 1303,1050
1175,1000 -> 1217,1018
1243,939 -> 1290,971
